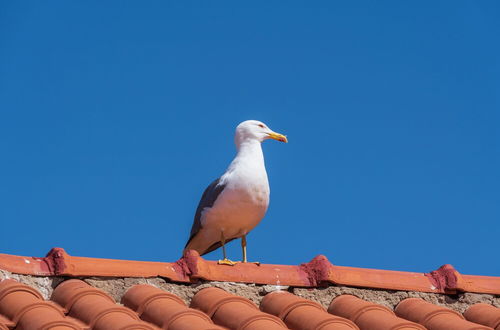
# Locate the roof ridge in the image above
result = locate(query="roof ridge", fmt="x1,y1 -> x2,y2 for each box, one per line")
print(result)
1,248 -> 499,295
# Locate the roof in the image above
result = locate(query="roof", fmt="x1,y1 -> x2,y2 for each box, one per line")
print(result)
2,248 -> 500,294
0,248 -> 499,330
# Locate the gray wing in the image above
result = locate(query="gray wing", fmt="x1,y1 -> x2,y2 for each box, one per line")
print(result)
184,178 -> 226,250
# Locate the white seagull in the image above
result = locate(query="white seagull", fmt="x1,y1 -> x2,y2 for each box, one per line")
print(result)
184,120 -> 287,265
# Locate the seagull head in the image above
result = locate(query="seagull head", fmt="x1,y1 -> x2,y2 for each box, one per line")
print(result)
235,120 -> 288,147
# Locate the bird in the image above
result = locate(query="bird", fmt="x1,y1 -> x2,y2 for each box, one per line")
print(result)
184,120 -> 287,265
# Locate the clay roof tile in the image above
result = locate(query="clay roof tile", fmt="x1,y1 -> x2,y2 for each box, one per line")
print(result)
51,279 -> 158,330
395,298 -> 492,330
464,303 -> 500,330
122,284 -> 224,330
328,295 -> 425,330
261,290 -> 359,329
0,279 -> 85,330
191,287 -> 287,329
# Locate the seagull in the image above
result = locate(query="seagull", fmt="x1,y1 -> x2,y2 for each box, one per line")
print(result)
184,120 -> 287,265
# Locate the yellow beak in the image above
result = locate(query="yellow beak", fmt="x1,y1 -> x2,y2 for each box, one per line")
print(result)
267,132 -> 288,143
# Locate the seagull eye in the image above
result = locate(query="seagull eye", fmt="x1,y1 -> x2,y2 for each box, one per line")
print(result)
258,124 -> 265,128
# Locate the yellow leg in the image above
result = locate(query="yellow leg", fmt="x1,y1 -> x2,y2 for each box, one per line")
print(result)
242,235 -> 247,263
218,232 -> 237,266
241,235 -> 260,265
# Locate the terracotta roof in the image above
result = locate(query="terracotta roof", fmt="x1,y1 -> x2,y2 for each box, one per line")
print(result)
328,295 -> 425,329
1,248 -> 499,295
1,277 -> 500,330
0,248 -> 499,330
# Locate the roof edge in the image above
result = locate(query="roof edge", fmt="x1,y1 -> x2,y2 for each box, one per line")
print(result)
0,248 -> 499,295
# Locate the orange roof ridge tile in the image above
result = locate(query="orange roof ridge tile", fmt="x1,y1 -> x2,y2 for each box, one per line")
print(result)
51,279 -> 159,330
190,287 -> 288,329
461,275 -> 500,295
0,248 -> 189,281
328,295 -> 425,330
395,298 -> 493,330
122,284 -> 225,330
303,255 -> 500,294
1,248 -> 500,294
0,279 -> 85,330
300,254 -> 447,292
181,249 -> 312,286
0,251 -> 52,276
260,290 -> 359,329
464,303 -> 500,329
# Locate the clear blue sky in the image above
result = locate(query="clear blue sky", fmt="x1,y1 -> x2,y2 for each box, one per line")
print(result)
1,2 -> 498,276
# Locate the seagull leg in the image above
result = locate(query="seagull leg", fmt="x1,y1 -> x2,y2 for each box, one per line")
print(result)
241,235 -> 260,265
241,235 -> 248,263
218,232 -> 237,266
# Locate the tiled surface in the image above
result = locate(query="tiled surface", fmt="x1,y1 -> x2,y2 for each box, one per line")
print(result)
395,298 -> 493,330
1,248 -> 500,294
1,248 -> 500,329
0,279 -> 86,330
464,304 -> 500,329
261,291 -> 359,329
122,284 -> 224,330
329,295 -> 425,329
1,278 -> 499,330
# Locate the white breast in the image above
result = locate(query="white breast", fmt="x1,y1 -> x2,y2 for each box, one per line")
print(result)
201,137 -> 271,240
202,167 -> 270,239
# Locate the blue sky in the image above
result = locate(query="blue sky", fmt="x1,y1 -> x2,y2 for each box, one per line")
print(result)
1,2 -> 498,276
